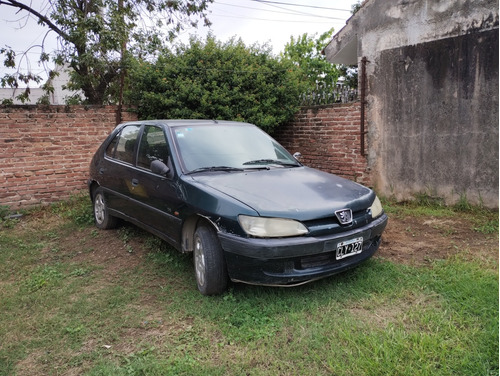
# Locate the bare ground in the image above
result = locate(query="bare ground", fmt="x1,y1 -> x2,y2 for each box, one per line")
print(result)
379,214 -> 498,267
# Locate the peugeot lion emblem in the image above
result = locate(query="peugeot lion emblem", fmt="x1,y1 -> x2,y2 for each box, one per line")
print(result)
335,209 -> 353,225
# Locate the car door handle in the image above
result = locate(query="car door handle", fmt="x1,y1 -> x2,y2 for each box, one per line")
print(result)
131,178 -> 139,187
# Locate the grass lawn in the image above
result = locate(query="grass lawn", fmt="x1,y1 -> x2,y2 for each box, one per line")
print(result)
0,195 -> 498,375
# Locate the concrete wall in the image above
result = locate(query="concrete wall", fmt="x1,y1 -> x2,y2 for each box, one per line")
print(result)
273,102 -> 370,186
324,0 -> 499,207
0,105 -> 137,210
375,29 -> 498,206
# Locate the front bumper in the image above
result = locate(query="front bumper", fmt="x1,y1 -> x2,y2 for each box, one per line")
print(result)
218,214 -> 388,286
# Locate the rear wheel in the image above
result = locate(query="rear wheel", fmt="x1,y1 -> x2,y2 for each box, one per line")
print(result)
92,187 -> 118,229
193,223 -> 228,295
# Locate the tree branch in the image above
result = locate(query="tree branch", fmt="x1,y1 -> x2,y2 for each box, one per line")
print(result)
0,0 -> 70,40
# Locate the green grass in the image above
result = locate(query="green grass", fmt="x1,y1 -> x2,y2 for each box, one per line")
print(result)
0,195 -> 497,375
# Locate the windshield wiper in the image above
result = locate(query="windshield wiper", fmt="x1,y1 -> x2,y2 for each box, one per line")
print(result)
243,159 -> 300,167
186,166 -> 244,175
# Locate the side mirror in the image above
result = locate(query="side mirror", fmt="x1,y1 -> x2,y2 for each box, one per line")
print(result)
151,160 -> 170,176
293,152 -> 302,162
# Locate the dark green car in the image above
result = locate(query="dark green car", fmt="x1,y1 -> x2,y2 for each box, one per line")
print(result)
88,120 -> 388,295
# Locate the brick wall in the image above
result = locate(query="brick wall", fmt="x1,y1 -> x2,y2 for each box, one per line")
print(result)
0,105 -> 137,210
1,103 -> 367,211
273,102 -> 370,185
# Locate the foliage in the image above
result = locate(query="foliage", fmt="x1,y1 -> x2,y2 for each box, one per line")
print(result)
281,28 -> 359,92
0,0 -> 213,104
0,45 -> 44,103
281,28 -> 341,89
351,0 -> 363,14
127,35 -> 305,133
337,64 -> 359,88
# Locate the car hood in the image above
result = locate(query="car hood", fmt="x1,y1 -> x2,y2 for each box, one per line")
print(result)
188,166 -> 375,220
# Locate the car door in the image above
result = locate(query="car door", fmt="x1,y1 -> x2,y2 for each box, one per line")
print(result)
128,124 -> 184,246
100,123 -> 142,217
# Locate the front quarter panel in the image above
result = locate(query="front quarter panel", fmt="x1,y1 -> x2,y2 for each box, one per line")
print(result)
179,176 -> 257,236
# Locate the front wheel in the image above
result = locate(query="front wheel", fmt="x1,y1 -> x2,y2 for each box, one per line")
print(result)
92,187 -> 118,229
193,223 -> 228,295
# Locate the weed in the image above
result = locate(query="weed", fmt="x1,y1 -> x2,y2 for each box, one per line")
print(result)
0,217 -> 19,229
0,205 -> 22,229
118,226 -> 136,243
474,219 -> 499,234
22,265 -> 64,293
69,267 -> 92,277
0,205 -> 10,219
413,192 -> 445,208
454,193 -> 473,212
51,193 -> 94,226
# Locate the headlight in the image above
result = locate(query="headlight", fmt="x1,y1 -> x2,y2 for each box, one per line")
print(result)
369,196 -> 383,218
238,215 -> 309,238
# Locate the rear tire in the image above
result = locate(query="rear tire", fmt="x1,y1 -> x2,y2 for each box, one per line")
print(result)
92,187 -> 118,229
193,223 -> 228,295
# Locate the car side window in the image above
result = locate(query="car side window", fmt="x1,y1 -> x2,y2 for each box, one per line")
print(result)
137,125 -> 169,170
106,125 -> 141,164
105,135 -> 119,158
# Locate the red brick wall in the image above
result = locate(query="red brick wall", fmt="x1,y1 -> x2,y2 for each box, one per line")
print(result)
0,105 -> 137,210
273,102 -> 370,185
1,103 -> 367,210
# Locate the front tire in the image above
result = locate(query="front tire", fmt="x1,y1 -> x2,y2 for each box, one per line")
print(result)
193,223 -> 228,295
92,187 -> 118,229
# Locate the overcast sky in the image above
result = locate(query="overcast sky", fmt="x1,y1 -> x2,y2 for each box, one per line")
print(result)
0,0 -> 358,81
180,0 -> 358,52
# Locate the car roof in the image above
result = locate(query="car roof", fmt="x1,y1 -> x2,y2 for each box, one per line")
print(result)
120,119 -> 253,128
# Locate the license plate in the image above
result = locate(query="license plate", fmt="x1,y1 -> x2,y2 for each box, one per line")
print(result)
336,237 -> 363,260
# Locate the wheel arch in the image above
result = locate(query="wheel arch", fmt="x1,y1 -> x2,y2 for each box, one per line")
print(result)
181,214 -> 219,253
88,180 -> 100,199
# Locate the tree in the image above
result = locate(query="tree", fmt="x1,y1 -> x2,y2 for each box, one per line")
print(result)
0,0 -> 213,104
281,28 -> 340,88
127,35 -> 305,133
351,0 -> 363,14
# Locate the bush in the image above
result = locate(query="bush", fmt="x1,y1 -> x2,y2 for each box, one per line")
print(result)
126,35 -> 306,133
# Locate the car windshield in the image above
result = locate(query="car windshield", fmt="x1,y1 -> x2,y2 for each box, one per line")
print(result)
172,124 -> 300,173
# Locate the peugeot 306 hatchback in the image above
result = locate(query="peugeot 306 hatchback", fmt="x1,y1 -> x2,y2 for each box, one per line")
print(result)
88,120 -> 388,295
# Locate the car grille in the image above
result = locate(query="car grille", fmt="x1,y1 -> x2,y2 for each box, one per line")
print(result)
299,235 -> 381,270
302,210 -> 372,237
299,252 -> 336,269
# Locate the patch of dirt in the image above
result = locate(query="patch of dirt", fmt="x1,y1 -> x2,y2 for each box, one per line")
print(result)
18,212 -> 153,275
65,227 -> 150,274
378,215 -> 498,266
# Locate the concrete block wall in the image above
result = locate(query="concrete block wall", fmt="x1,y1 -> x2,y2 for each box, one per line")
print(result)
273,102 -> 370,185
0,105 -> 137,210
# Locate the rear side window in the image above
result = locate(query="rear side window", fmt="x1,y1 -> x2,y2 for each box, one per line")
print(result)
106,125 -> 141,164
